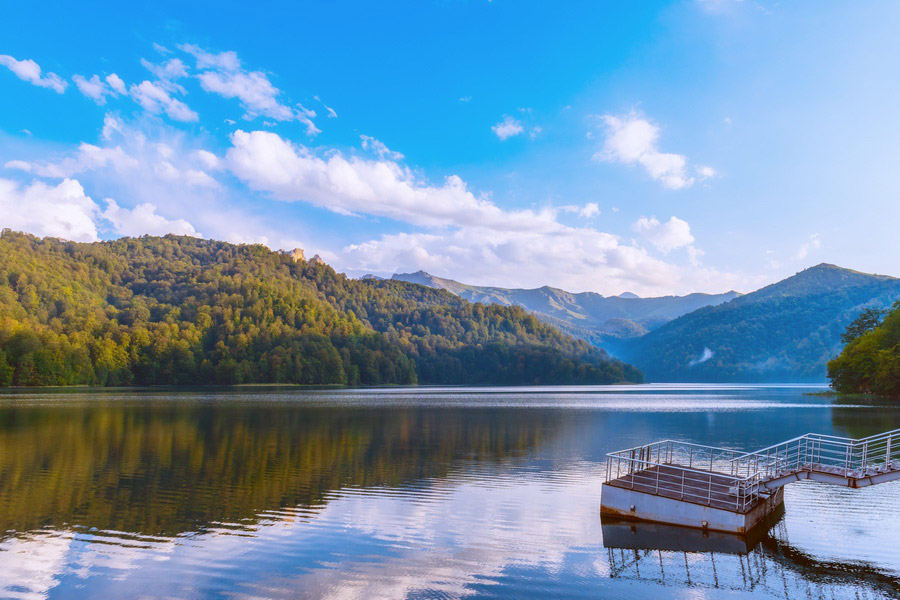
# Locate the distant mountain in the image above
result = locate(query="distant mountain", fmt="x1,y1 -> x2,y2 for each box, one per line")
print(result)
391,270 -> 740,343
619,264 -> 900,383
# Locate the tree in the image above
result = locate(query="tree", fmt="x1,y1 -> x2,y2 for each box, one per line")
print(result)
840,307 -> 887,344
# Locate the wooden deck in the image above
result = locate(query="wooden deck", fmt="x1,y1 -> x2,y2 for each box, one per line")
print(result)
605,465 -> 757,513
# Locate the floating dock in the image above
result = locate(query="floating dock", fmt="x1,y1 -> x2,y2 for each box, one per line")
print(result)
601,429 -> 900,534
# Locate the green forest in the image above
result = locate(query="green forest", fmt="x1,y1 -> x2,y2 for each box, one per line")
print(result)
0,230 -> 641,387
828,302 -> 900,395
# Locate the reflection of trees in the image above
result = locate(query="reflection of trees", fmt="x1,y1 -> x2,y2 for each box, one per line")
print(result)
830,400 -> 900,439
0,403 -> 563,537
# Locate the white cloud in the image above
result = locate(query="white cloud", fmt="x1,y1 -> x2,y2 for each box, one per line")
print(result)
595,112 -> 709,190
0,178 -> 100,242
580,202 -> 600,218
314,95 -> 338,118
6,143 -> 138,177
696,165 -> 717,179
102,199 -> 199,237
792,233 -> 822,261
140,57 -> 189,84
337,224 -> 745,296
226,130 -> 558,232
0,55 -> 67,93
459,96 -> 472,103
632,216 -> 696,253
129,80 -> 198,122
8,116 -> 220,191
2,116 -> 309,252
179,44 -> 240,71
360,135 -> 404,160
559,202 -> 600,219
491,116 -> 524,140
72,74 -> 126,105
106,73 -> 126,95
179,44 -> 319,134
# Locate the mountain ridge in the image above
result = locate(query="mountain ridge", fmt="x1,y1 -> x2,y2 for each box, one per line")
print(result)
391,270 -> 741,343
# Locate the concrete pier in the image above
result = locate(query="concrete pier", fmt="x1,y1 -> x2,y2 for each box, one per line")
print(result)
601,481 -> 784,534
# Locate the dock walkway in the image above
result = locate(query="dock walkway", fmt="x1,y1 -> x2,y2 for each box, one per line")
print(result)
600,428 -> 900,532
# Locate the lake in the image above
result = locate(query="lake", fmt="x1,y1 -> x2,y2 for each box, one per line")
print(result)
0,384 -> 898,599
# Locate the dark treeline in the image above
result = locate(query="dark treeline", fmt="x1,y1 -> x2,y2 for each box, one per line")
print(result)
828,302 -> 900,395
0,231 -> 642,386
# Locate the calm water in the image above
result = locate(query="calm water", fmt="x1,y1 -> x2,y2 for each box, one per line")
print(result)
0,384 -> 898,600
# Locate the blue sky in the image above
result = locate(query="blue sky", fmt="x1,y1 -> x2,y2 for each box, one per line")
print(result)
1,0 -> 898,296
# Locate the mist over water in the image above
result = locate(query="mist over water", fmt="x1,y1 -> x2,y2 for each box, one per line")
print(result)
0,385 -> 897,599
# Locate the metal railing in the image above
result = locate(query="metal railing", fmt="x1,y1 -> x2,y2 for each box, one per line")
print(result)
605,429 -> 900,512
605,440 -> 764,512
729,428 -> 900,481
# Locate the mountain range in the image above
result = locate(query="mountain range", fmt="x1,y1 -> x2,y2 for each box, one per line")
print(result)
392,271 -> 740,345
619,264 -> 900,382
393,264 -> 900,383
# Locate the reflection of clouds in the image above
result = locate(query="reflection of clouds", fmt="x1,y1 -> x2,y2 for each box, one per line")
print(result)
230,466 -> 606,600
782,479 -> 900,567
0,532 -> 72,600
0,465 -> 606,600
69,531 -> 178,580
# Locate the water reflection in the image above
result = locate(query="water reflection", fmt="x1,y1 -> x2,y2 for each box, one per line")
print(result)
603,517 -> 900,599
0,386 -> 896,600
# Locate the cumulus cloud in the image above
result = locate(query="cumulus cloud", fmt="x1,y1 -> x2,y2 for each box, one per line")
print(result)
102,199 -> 199,237
130,80 -> 198,122
336,224 -> 745,296
632,216 -> 695,253
179,44 -> 319,134
0,178 -> 100,242
0,55 -> 67,93
9,116 -> 220,191
72,73 -> 126,105
0,176 -> 200,243
491,116 -> 524,140
595,112 -> 710,190
226,130 -> 558,231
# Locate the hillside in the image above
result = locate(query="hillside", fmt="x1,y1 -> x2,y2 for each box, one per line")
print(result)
620,264 -> 900,382
0,231 -> 642,387
828,301 -> 900,395
391,270 -> 739,344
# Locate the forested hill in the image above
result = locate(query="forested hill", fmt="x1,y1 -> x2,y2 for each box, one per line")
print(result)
619,264 -> 900,383
0,231 -> 642,387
